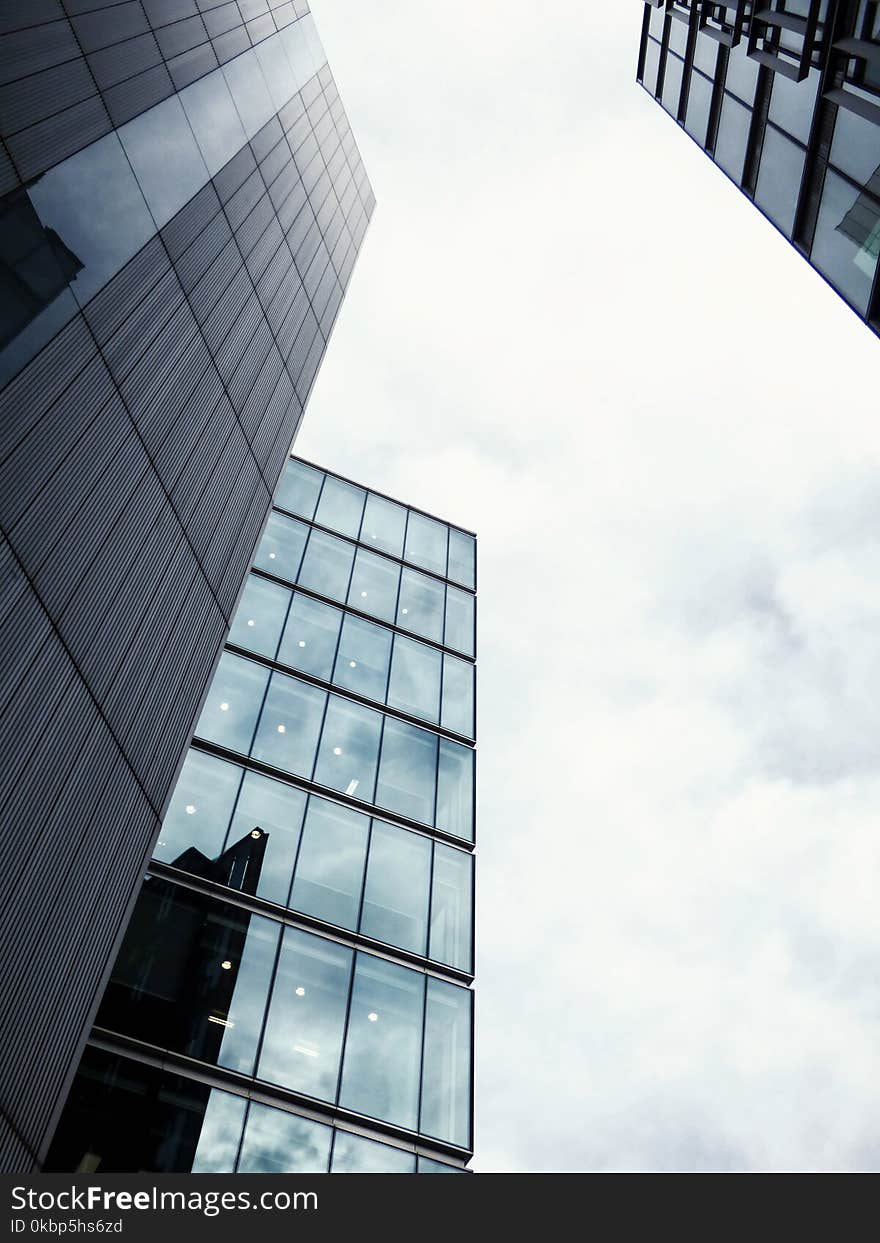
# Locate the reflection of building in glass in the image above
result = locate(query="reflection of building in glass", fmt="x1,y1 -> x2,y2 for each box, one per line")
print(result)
637,1 -> 880,337
0,4 -> 373,1173
0,187 -> 83,348
48,460 -> 477,1174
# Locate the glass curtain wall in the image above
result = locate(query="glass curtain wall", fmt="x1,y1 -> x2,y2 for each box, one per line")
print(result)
49,458 -> 477,1173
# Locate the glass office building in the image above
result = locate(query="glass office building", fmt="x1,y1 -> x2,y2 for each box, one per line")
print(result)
46,459 -> 477,1174
637,1 -> 880,338
0,4 -> 373,1172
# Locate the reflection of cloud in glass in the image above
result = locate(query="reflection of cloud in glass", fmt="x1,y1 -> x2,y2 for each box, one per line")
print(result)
27,131 -> 154,306
338,955 -> 423,1130
238,1102 -> 331,1173
331,1130 -> 415,1173
835,162 -> 880,280
191,1090 -> 247,1173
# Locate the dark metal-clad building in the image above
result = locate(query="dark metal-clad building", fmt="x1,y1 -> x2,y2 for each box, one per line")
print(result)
46,458 -> 477,1174
0,2 -> 374,1172
637,1 -> 880,338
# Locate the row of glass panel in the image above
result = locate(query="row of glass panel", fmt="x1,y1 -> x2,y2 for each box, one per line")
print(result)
643,37 -> 880,315
197,652 -> 475,841
157,749 -> 473,972
277,459 -> 476,589
98,879 -> 472,1148
1,16 -> 327,389
46,1047 -> 464,1173
256,510 -> 476,657
229,572 -> 475,737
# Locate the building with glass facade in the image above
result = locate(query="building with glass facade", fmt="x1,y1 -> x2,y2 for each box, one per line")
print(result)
45,458 -> 477,1174
0,3 -> 373,1172
637,1 -> 880,338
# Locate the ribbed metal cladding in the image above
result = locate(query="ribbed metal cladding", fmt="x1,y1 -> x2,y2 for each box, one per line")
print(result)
0,1 -> 374,1172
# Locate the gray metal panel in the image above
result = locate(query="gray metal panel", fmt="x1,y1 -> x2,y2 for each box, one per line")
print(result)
0,8 -> 373,1168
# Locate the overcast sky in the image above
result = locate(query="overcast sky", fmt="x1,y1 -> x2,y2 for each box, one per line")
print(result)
299,3 -> 880,1172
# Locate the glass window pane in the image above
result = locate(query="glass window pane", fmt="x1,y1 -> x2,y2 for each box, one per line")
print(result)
221,45 -> 275,136
191,1090 -> 247,1173
297,529 -> 354,601
443,586 -> 475,657
641,37 -> 661,94
387,634 -> 442,723
330,1132 -> 415,1173
430,845 -> 473,973
333,615 -> 392,703
447,529 -> 475,590
339,955 -> 424,1130
361,493 -> 406,558
253,511 -> 309,582
118,94 -> 209,229
667,16 -> 687,56
194,653 -> 268,755
810,168 -> 879,315
375,717 -> 437,825
44,1050 -> 244,1174
397,568 -> 444,644
693,32 -> 719,79
347,548 -> 400,623
226,771 -> 307,907
404,511 -> 448,576
755,126 -> 805,236
360,822 -> 430,955
227,574 -> 290,659
178,70 -> 247,178
436,740 -> 474,842
420,979 -> 471,1149
724,44 -> 759,105
25,132 -> 155,308
251,672 -> 326,778
275,459 -> 324,520
237,1103 -> 331,1173
155,750 -> 242,866
289,798 -> 369,930
662,51 -> 684,115
99,881 -> 279,1077
440,655 -> 474,738
254,32 -> 296,113
314,475 -> 366,539
715,93 -> 751,181
685,68 -> 713,144
830,106 -> 880,186
768,67 -> 818,145
277,592 -> 342,681
258,927 -> 352,1102
313,696 -> 382,801
418,1156 -> 464,1173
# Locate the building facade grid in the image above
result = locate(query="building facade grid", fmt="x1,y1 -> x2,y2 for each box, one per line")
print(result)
45,458 -> 477,1174
637,0 -> 880,338
0,1 -> 374,1173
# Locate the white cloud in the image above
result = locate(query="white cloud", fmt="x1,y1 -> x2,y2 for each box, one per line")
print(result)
303,1 -> 880,1171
